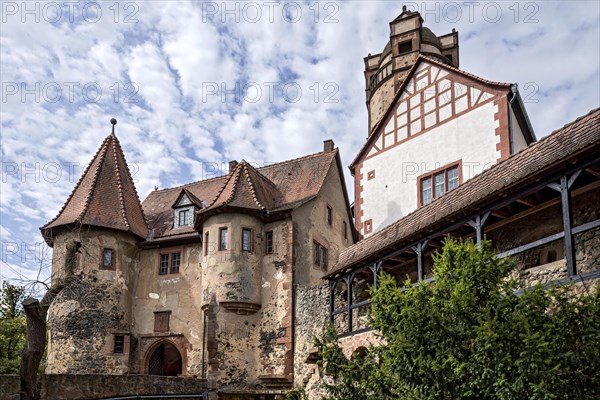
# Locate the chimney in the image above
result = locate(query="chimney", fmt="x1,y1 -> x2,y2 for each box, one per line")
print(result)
323,139 -> 335,152
228,160 -> 238,174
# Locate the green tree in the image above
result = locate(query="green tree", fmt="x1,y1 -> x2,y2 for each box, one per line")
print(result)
0,281 -> 27,374
317,238 -> 600,400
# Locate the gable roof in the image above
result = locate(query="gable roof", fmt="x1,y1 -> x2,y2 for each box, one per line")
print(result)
172,188 -> 203,208
41,134 -> 148,245
351,55 -> 516,170
329,107 -> 600,277
142,149 -> 339,241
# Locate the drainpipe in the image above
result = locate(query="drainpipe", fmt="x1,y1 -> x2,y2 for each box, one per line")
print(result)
507,83 -> 518,155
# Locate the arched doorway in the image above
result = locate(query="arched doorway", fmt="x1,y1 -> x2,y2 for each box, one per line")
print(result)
148,341 -> 182,376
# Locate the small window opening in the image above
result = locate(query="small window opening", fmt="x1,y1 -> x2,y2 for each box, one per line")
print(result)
398,41 -> 413,54
114,335 -> 125,354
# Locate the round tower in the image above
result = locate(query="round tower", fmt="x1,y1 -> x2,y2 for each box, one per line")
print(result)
364,6 -> 460,133
41,119 -> 148,374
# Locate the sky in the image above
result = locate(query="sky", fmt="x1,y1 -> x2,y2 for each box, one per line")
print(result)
1,1 -> 599,288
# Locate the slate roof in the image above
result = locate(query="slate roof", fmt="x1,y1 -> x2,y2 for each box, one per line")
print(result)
328,107 -> 600,277
142,149 -> 339,240
41,134 -> 148,245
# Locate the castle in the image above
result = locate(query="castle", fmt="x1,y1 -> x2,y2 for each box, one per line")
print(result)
38,7 -> 600,400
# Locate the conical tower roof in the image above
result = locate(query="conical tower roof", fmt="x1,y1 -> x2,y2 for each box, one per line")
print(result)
201,161 -> 280,214
41,125 -> 148,245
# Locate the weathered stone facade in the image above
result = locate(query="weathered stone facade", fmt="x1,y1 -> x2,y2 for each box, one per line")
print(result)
41,134 -> 355,399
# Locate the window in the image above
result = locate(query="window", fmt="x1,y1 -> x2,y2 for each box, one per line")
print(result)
326,205 -> 332,225
204,232 -> 209,256
343,222 -> 348,239
398,41 -> 412,54
265,231 -> 273,254
173,206 -> 194,228
101,248 -> 114,269
242,228 -> 252,252
313,241 -> 328,269
159,253 -> 180,275
171,253 -> 180,274
178,209 -> 189,226
219,227 -> 228,251
114,335 -> 124,354
420,164 -> 460,206
154,311 -> 171,332
159,254 -> 169,275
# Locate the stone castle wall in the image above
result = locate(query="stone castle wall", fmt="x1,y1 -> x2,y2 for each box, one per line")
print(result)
0,374 -> 207,400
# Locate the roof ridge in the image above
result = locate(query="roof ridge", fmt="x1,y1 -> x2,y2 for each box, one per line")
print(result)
241,162 -> 269,210
115,137 -> 150,230
43,135 -> 111,228
148,149 -> 331,195
111,136 -> 131,230
203,163 -> 242,210
419,54 -> 511,88
256,149 -> 331,171
77,135 -> 111,222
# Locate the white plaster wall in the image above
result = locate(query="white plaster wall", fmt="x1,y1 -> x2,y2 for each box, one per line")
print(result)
361,101 -> 500,235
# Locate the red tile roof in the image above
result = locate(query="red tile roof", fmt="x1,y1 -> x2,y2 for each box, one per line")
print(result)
328,107 -> 600,277
41,134 -> 148,245
201,161 -> 280,213
142,149 -> 339,240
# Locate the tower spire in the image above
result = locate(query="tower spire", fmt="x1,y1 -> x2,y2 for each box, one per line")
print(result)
41,126 -> 148,246
110,118 -> 117,136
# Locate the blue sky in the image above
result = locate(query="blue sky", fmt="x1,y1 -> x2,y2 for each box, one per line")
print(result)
1,1 -> 599,287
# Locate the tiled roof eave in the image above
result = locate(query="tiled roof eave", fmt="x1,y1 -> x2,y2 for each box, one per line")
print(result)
328,108 -> 600,278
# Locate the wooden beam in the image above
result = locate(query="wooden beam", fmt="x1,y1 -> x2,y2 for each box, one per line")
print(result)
586,165 -> 600,178
516,197 -> 538,207
486,179 -> 600,233
492,210 -> 510,219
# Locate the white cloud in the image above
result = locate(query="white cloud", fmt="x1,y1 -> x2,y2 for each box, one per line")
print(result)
1,0 -> 598,284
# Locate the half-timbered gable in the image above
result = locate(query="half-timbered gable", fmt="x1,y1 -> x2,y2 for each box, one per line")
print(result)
354,56 -> 536,237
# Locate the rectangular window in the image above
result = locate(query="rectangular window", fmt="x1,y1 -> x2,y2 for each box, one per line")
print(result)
326,205 -> 332,225
159,253 -> 180,275
219,227 -> 228,251
419,163 -> 461,207
159,254 -> 169,275
314,241 -> 321,266
421,177 -> 433,206
170,253 -> 180,274
398,41 -> 412,54
343,222 -> 348,239
174,207 -> 194,228
204,232 -> 209,256
114,335 -> 124,354
101,248 -> 114,269
313,241 -> 328,269
265,231 -> 273,254
154,311 -> 171,332
434,172 -> 445,198
447,166 -> 459,191
178,209 -> 188,226
242,228 -> 252,252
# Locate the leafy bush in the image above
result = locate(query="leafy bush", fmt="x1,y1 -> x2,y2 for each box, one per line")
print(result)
316,239 -> 600,400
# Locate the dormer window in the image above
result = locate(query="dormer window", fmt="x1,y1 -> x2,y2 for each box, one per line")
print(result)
172,190 -> 201,229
